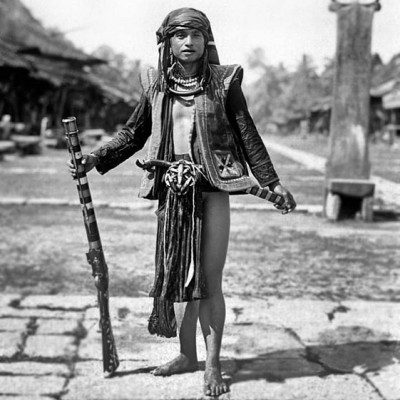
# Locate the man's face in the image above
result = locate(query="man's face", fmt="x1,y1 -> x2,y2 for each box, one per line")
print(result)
170,28 -> 205,67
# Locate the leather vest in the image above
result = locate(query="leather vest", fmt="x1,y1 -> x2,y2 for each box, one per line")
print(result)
138,64 -> 257,199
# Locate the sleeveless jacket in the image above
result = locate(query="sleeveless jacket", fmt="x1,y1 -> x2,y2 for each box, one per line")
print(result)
93,64 -> 279,199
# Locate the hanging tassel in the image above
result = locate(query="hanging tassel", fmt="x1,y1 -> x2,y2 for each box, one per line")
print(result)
148,297 -> 177,338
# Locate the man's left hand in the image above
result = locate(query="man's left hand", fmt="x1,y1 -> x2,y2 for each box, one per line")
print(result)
270,183 -> 296,214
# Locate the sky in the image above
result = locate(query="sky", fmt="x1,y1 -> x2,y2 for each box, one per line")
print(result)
21,0 -> 400,73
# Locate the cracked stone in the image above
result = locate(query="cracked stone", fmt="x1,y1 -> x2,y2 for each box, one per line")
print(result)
0,397 -> 52,400
230,374 -> 381,400
306,339 -> 400,374
0,332 -> 23,358
0,362 -> 69,376
223,323 -> 304,359
0,376 -> 65,396
0,318 -> 30,332
225,297 -> 273,325
366,363 -> 400,400
233,349 -> 324,382
333,300 -> 400,341
263,299 -> 339,345
24,335 -> 77,359
84,296 -> 152,322
35,319 -> 80,335
0,307 -> 82,320
20,295 -> 96,310
64,367 -> 205,400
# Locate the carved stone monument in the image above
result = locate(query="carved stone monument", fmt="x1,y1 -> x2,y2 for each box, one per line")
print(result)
324,0 -> 381,221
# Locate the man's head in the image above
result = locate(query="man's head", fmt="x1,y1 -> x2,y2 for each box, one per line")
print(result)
156,8 -> 219,90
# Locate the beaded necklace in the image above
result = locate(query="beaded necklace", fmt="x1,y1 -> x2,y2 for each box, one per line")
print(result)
167,62 -> 204,97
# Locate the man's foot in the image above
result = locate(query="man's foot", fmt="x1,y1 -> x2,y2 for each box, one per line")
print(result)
151,354 -> 198,376
204,366 -> 229,397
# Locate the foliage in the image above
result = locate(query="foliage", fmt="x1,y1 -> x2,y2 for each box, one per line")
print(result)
245,48 -> 334,133
91,45 -> 142,96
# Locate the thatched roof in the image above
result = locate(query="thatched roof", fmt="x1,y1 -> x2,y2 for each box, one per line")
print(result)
0,0 -> 138,104
0,0 -> 102,64
370,53 -> 400,96
0,37 -> 31,69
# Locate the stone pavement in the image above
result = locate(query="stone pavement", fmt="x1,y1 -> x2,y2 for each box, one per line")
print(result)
1,293 -> 400,400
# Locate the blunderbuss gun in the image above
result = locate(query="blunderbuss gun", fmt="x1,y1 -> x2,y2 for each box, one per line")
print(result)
63,116 -> 119,378
136,159 -> 286,207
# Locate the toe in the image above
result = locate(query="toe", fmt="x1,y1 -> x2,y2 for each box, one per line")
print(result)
204,384 -> 211,396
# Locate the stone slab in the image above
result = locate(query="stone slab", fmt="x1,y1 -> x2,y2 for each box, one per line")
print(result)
367,363 -> 400,400
64,368 -> 206,400
230,374 -> 381,400
328,179 -> 375,198
0,197 -> 27,205
20,295 -> 96,310
0,294 -> 22,308
35,318 -> 80,335
234,351 -> 324,382
27,198 -> 70,206
84,296 -> 152,322
225,297 -> 273,325
264,299 -> 353,345
0,307 -> 82,320
0,397 -> 52,400
336,300 -> 400,341
0,332 -> 23,358
24,335 -> 77,360
79,334 -> 180,364
0,318 -> 30,332
0,376 -> 65,396
223,323 -> 303,359
0,362 -> 69,376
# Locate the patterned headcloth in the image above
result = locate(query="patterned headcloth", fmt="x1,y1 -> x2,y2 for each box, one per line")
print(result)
156,7 -> 220,90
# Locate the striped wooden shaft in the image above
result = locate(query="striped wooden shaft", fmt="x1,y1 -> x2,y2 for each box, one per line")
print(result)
63,116 -> 119,376
63,117 -> 101,250
245,186 -> 285,207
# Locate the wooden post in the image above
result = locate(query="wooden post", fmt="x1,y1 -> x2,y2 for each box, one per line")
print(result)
324,0 -> 380,221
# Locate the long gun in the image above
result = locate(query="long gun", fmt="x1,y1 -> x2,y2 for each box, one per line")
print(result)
63,116 -> 119,378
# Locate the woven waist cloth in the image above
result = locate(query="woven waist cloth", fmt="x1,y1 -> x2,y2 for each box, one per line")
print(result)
148,155 -> 210,337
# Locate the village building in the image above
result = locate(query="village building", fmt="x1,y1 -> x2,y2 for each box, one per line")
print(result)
0,0 -> 139,153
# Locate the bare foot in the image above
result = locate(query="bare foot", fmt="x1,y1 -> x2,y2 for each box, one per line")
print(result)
204,366 -> 229,397
151,354 -> 198,376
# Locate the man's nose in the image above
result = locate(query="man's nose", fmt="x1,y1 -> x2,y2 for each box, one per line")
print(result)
184,35 -> 194,45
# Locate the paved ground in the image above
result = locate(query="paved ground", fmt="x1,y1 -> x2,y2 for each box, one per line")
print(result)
1,138 -> 400,399
1,293 -> 400,400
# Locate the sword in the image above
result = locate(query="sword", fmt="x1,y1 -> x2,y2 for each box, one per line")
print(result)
136,159 -> 286,207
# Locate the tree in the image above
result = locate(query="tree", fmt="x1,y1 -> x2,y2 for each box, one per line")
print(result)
245,48 -> 290,127
91,45 -> 141,96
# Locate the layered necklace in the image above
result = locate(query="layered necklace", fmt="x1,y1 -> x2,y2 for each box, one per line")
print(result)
167,62 -> 204,97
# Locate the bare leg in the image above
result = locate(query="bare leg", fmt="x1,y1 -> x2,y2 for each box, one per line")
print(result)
151,300 -> 199,375
199,191 -> 230,396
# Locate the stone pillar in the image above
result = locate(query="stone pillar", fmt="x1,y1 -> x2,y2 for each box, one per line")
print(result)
324,0 -> 380,221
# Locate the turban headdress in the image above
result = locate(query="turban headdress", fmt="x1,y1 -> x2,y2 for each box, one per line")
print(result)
156,7 -> 220,91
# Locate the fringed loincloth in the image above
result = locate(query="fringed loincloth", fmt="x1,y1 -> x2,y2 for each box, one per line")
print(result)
148,158 -> 209,338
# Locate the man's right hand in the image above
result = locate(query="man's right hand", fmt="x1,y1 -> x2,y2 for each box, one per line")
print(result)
67,154 -> 98,179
